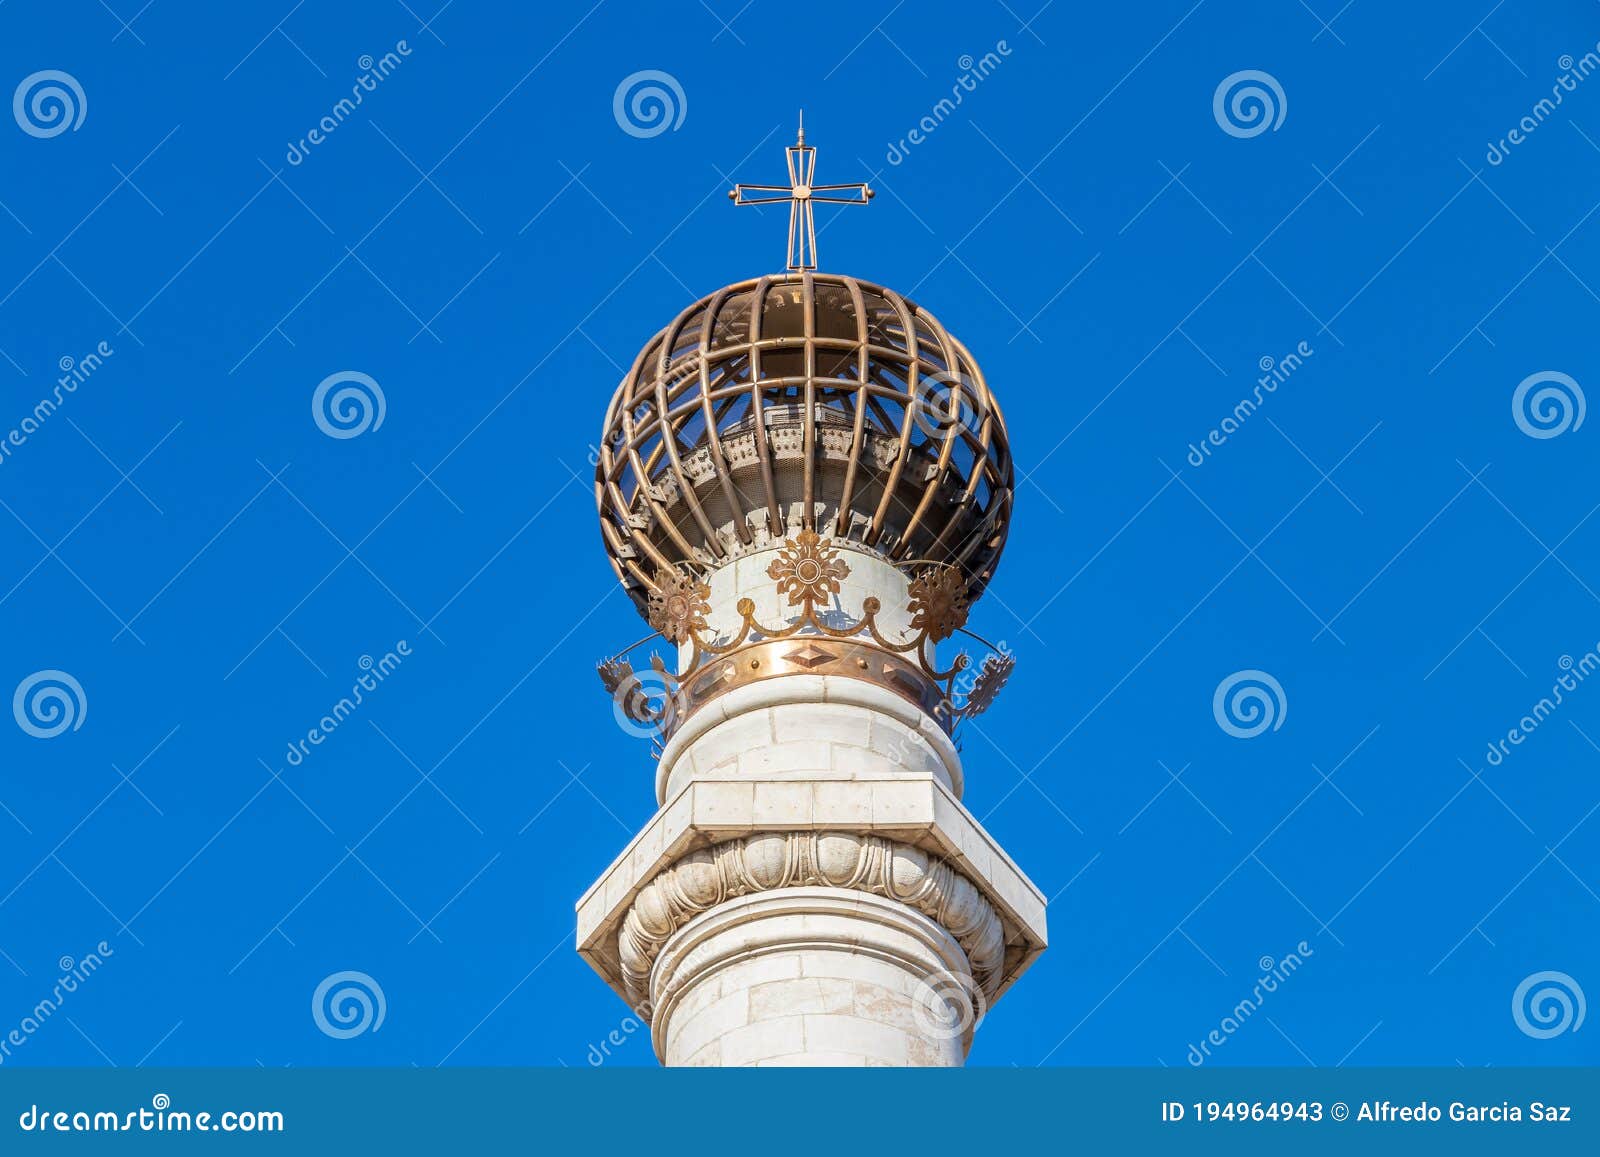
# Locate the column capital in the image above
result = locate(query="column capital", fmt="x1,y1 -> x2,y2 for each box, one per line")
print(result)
576,774 -> 1047,1019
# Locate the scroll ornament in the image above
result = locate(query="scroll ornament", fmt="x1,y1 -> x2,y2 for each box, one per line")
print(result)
618,830 -> 1005,1013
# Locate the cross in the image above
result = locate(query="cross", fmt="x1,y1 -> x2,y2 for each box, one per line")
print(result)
728,114 -> 873,272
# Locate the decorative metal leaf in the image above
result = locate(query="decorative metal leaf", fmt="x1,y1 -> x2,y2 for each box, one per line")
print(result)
964,651 -> 1015,718
597,656 -> 634,697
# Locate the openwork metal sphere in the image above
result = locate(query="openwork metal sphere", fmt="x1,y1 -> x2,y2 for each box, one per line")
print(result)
595,273 -> 1013,618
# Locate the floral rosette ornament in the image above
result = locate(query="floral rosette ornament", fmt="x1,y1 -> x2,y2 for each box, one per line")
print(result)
767,530 -> 850,608
908,565 -> 970,642
647,565 -> 711,645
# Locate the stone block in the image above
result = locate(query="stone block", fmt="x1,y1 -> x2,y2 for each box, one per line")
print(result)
717,1015 -> 806,1067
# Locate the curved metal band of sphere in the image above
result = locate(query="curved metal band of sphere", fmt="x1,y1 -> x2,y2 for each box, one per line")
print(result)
596,273 -> 1013,621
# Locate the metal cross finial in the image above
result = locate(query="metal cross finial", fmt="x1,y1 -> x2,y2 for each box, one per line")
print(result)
728,114 -> 873,272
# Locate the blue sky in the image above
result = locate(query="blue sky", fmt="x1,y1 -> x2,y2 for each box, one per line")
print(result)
0,0 -> 1597,1068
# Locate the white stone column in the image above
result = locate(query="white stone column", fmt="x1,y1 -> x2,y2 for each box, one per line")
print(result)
654,890 -> 970,1067
578,544 -> 1047,1067
656,548 -> 962,805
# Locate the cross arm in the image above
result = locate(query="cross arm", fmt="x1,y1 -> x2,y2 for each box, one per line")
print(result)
730,184 -> 794,205
807,183 -> 874,204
